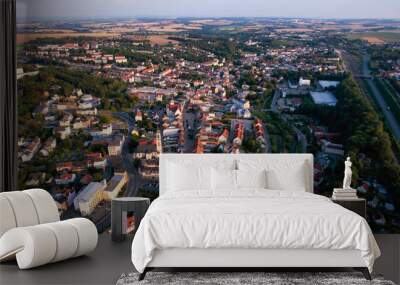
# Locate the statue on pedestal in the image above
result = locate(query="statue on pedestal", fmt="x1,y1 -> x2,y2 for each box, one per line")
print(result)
332,157 -> 357,199
342,157 -> 353,190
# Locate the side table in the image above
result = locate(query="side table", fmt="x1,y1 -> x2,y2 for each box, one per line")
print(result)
331,198 -> 366,219
111,197 -> 150,242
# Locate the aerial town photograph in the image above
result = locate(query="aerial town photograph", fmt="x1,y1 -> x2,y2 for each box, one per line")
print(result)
15,6 -> 400,235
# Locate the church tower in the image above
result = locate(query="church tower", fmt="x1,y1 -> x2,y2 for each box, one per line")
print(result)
156,130 -> 162,154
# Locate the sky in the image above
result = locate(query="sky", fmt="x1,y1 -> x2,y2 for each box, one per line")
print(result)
17,0 -> 400,20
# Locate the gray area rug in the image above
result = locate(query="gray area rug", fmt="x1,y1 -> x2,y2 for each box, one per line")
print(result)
116,272 -> 396,285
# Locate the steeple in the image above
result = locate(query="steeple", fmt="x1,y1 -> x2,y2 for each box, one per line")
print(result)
156,130 -> 162,153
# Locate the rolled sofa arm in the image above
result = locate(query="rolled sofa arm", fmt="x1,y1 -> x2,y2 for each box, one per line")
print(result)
0,218 -> 98,269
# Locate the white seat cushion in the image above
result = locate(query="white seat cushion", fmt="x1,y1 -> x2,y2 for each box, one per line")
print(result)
0,189 -> 60,238
0,226 -> 57,269
65,218 -> 98,257
1,192 -> 39,227
0,196 -> 17,237
42,221 -> 79,262
24,189 -> 60,224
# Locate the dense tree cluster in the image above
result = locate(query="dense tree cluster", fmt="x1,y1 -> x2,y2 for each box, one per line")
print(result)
370,47 -> 400,72
302,76 -> 400,207
336,77 -> 400,194
184,36 -> 239,60
390,79 -> 400,94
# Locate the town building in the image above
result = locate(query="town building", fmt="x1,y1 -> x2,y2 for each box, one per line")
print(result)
108,134 -> 125,156
103,172 -> 129,200
310,91 -> 338,106
321,139 -> 344,156
74,181 -> 106,216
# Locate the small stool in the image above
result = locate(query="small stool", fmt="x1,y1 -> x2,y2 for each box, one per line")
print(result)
111,197 -> 150,242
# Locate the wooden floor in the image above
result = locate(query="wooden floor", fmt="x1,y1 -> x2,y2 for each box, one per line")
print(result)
0,234 -> 398,285
0,233 -> 134,285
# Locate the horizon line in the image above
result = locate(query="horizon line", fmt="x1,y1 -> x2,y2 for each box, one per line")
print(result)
17,15 -> 400,22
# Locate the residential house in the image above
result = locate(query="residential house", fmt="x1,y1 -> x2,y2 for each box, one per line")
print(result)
55,173 -> 76,185
321,139 -> 344,156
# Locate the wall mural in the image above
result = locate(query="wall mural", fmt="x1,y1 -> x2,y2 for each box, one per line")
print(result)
16,4 -> 400,233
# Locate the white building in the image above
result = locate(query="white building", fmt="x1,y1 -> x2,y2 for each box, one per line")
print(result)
299,77 -> 311,87
74,181 -> 106,216
92,158 -> 107,169
321,139 -> 344,156
135,110 -> 143,122
90,124 -> 113,137
103,172 -> 129,200
115,55 -> 128,64
310,91 -> 338,106
318,80 -> 340,89
76,108 -> 98,116
20,138 -> 41,162
108,134 -> 125,156
55,173 -> 76,185
56,126 -> 71,140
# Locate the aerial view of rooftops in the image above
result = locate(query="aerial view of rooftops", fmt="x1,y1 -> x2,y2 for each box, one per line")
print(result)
16,15 -> 400,233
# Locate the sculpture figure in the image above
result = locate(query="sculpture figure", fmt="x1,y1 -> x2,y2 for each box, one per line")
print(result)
342,156 -> 353,190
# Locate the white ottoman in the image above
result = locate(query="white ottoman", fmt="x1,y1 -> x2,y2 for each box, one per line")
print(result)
0,218 -> 98,269
0,189 -> 98,269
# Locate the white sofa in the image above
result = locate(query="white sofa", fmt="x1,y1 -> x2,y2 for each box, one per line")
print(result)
0,189 -> 98,269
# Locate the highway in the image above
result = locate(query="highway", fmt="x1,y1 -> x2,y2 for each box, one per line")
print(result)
361,55 -> 400,140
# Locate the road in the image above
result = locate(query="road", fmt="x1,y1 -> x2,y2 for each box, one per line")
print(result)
361,55 -> 400,140
112,112 -> 143,197
271,89 -> 281,112
258,88 -> 306,153
292,125 -> 307,153
282,114 -> 307,153
261,122 -> 271,153
183,101 -> 196,153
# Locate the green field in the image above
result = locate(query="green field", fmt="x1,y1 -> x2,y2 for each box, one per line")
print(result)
347,32 -> 400,43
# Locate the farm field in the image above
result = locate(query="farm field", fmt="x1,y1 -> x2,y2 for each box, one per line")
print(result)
147,35 -> 180,46
347,32 -> 400,43
17,32 -> 121,44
